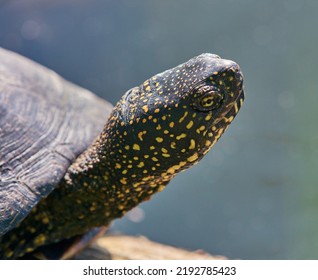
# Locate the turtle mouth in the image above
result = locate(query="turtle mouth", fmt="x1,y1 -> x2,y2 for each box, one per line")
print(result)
213,87 -> 244,129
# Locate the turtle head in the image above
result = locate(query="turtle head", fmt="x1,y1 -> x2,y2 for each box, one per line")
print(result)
110,53 -> 244,183
102,54 -> 244,194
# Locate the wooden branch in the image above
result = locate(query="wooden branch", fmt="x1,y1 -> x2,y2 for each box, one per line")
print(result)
75,235 -> 226,260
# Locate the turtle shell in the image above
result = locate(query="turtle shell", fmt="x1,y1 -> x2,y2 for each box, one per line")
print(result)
0,48 -> 113,236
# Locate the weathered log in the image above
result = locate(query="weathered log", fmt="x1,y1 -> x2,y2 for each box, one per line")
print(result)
74,235 -> 226,260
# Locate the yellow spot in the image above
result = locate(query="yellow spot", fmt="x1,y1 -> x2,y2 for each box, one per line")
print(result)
125,145 -> 130,150
115,163 -> 122,169
120,122 -> 125,126
234,102 -> 239,114
167,166 -> 178,174
179,111 -> 188,123
153,118 -> 158,123
186,121 -> 193,129
120,178 -> 127,184
161,147 -> 168,153
205,140 -> 212,146
150,146 -> 155,150
142,105 -> 148,113
229,76 -> 234,81
188,153 -> 199,162
34,234 -> 46,245
122,170 -> 128,174
137,162 -> 145,168
156,124 -> 162,130
169,122 -> 175,128
138,131 -> 145,141
90,203 -> 97,211
133,144 -> 140,151
156,137 -> 163,143
144,154 -> 150,158
166,161 -> 187,174
133,156 -> 139,160
213,71 -> 218,75
142,176 -> 152,182
176,133 -> 187,140
196,126 -> 206,134
152,157 -> 158,162
164,130 -> 169,134
145,86 -> 151,91
189,139 -> 196,150
123,131 -> 127,136
212,126 -> 217,131
5,250 -> 14,258
142,118 -> 147,123
215,127 -> 225,139
118,205 -> 125,210
154,108 -> 160,113
170,142 -> 176,149
205,114 -> 212,121
162,115 -> 167,120
42,216 -> 49,224
162,153 -> 170,158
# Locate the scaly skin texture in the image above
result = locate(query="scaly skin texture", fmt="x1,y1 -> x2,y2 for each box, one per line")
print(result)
0,54 -> 244,259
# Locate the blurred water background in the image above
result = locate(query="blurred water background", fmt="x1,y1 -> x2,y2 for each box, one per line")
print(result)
1,0 -> 318,259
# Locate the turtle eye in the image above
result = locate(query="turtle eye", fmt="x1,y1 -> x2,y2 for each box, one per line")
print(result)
192,85 -> 224,112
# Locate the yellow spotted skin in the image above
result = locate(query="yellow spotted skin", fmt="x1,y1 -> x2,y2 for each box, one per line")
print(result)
0,53 -> 244,259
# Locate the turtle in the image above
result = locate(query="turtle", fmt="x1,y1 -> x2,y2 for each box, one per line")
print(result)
0,47 -> 244,259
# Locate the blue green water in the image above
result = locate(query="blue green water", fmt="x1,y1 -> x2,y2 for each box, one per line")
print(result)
1,0 -> 318,259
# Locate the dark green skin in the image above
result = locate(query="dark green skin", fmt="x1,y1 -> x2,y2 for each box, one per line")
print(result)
0,54 -> 244,259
